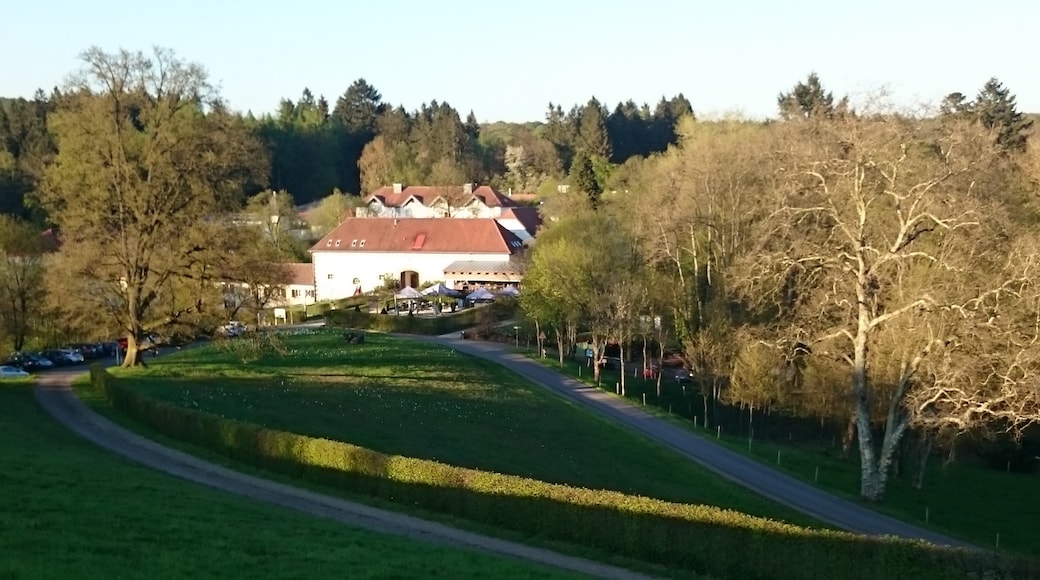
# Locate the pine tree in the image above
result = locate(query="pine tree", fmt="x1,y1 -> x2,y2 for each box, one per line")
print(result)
973,78 -> 1032,151
569,152 -> 601,209
777,73 -> 835,120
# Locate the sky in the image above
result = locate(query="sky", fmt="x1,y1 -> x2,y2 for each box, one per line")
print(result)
4,0 -> 1039,123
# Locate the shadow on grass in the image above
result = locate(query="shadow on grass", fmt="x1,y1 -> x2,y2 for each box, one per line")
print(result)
236,444 -> 1034,580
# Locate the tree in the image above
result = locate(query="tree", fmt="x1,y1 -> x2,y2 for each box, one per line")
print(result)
332,78 -> 384,134
39,47 -> 268,366
734,113 -> 1040,500
972,77 -> 1032,152
243,189 -> 299,257
0,216 -> 47,351
569,152 -> 601,209
777,73 -> 835,120
577,97 -> 611,159
304,188 -> 355,236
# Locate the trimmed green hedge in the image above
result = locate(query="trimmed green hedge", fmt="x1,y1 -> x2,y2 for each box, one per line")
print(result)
89,366 -> 1038,580
325,308 -> 484,335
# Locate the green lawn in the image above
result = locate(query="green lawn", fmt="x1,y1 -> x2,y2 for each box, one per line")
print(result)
535,352 -> 1040,558
0,385 -> 582,580
111,329 -> 824,530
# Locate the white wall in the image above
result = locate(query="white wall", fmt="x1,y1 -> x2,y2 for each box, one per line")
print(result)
358,201 -> 503,219
312,250 -> 512,301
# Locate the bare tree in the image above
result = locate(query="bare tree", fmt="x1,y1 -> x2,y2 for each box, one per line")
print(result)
733,111 -> 1040,500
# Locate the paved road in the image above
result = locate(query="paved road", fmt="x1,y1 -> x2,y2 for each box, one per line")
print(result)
31,368 -> 656,580
428,335 -> 974,549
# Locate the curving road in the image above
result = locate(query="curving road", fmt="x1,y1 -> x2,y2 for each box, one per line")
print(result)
425,335 -> 974,549
32,369 -> 656,580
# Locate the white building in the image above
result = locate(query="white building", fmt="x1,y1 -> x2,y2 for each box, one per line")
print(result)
357,183 -> 516,219
310,218 -> 526,301
268,263 -> 316,307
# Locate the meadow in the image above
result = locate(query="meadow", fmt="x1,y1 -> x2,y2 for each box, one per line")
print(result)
111,329 -> 824,530
0,384 -> 583,579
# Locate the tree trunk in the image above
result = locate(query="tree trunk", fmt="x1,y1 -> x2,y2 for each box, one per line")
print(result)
702,394 -> 710,429
853,319 -> 881,500
619,340 -> 626,396
841,413 -> 857,459
121,335 -> 147,368
912,432 -> 934,490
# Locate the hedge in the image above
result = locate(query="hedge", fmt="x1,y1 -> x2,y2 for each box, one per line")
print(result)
89,366 -> 1038,580
325,308 -> 484,335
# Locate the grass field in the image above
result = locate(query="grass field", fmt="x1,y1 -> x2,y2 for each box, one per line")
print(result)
110,329 -> 824,530
535,352 -> 1040,558
0,385 -> 583,579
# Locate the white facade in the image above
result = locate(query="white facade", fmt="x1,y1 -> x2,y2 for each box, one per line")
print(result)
268,282 -> 315,307
312,250 -> 513,301
357,198 -> 503,219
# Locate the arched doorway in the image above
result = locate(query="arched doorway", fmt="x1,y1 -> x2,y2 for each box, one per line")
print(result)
400,270 -> 419,289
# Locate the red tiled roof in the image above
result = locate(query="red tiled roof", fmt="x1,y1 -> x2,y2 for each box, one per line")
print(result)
498,207 -> 543,237
310,218 -> 523,254
282,263 -> 314,286
364,185 -> 516,209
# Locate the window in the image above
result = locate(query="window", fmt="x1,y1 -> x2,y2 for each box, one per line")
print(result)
359,240 -> 366,248
291,289 -> 300,298
305,290 -> 315,297
327,273 -> 334,280
335,240 -> 341,247
326,240 -> 333,247
351,240 -> 357,247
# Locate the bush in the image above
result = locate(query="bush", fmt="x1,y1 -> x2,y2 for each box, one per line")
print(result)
325,305 -> 514,336
89,366 -> 1038,580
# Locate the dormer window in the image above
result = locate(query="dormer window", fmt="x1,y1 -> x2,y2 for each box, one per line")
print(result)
351,240 -> 357,247
359,240 -> 366,248
335,240 -> 341,247
326,240 -> 332,247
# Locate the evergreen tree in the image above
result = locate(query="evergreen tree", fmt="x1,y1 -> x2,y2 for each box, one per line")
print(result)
777,73 -> 835,120
569,152 -> 601,209
577,97 -> 611,160
973,78 -> 1032,151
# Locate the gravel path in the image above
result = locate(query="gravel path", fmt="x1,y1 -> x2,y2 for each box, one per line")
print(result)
32,369 -> 657,580
429,335 -> 973,549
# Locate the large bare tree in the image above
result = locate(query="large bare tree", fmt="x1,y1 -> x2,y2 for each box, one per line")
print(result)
39,47 -> 267,366
736,113 -> 1040,500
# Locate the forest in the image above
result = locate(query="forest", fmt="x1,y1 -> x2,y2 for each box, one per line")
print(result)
1,48 -> 1039,501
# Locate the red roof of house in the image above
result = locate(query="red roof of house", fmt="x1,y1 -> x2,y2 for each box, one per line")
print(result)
309,218 -> 523,254
498,207 -> 543,237
364,185 -> 516,209
282,263 -> 314,286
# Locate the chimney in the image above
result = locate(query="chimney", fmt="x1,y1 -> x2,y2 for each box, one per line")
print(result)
392,183 -> 403,194
463,182 -> 473,195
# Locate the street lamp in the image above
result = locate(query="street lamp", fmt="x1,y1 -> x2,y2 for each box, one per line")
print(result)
513,325 -> 520,348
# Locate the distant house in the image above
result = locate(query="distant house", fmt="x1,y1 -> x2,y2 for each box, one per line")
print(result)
310,218 -> 525,301
357,183 -> 517,219
268,263 -> 316,308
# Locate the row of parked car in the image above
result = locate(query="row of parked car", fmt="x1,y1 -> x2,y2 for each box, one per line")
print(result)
2,342 -> 121,373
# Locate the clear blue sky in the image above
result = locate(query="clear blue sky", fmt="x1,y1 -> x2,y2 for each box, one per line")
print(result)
4,0 -> 1038,122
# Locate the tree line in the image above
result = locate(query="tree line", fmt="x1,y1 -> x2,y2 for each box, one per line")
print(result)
521,74 -> 1039,502
0,46 -> 692,364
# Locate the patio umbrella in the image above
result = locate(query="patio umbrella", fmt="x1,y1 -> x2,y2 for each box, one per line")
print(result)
497,285 -> 520,297
466,287 -> 495,302
395,286 -> 423,300
421,283 -> 458,297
